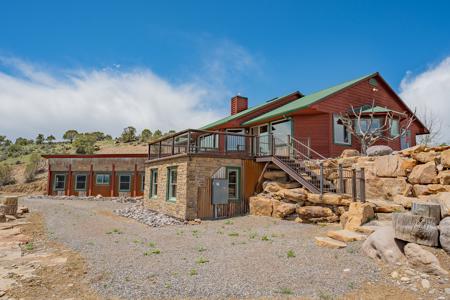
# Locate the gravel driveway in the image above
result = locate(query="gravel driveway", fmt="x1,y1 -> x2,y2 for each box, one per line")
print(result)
22,197 -> 382,299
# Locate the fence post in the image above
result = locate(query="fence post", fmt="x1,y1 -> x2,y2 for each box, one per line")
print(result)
338,163 -> 344,194
351,168 -> 357,202
319,162 -> 324,195
359,167 -> 366,203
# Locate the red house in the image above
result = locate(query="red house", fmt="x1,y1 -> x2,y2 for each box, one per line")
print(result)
144,72 -> 428,220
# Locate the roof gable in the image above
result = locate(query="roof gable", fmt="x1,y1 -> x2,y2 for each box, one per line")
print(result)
242,72 -> 377,126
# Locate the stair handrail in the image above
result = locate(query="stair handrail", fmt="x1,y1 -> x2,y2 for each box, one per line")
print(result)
288,135 -> 338,168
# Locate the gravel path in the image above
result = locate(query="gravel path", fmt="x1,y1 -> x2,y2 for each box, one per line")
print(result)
22,197 -> 383,299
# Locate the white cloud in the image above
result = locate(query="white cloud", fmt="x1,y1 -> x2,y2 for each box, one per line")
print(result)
0,42 -> 258,140
400,56 -> 450,143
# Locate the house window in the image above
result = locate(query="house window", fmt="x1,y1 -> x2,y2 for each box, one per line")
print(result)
227,167 -> 240,201
390,119 -> 400,136
226,129 -> 246,151
333,114 -> 351,145
119,174 -> 131,192
54,174 -> 66,191
150,169 -> 158,198
355,118 -> 382,134
96,174 -> 110,185
75,174 -> 87,191
167,167 -> 177,201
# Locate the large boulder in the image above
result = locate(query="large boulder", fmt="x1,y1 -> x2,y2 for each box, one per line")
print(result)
437,170 -> 450,185
366,145 -> 393,156
439,217 -> 450,254
441,149 -> 450,168
340,202 -> 375,230
366,177 -> 411,199
392,213 -> 439,247
374,155 -> 416,177
367,199 -> 405,213
249,196 -> 273,216
336,156 -> 359,168
263,170 -> 287,181
263,181 -> 300,193
404,243 -> 448,275
362,226 -> 406,265
412,151 -> 439,163
296,206 -> 334,219
400,144 -> 426,156
275,188 -> 307,202
355,157 -> 377,179
437,192 -> 450,218
273,202 -> 297,219
408,161 -> 437,184
341,149 -> 360,158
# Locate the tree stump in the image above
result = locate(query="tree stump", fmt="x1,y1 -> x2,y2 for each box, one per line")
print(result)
392,213 -> 439,247
411,202 -> 441,224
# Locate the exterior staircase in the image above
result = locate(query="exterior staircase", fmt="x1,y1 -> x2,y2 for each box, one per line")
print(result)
255,135 -> 337,194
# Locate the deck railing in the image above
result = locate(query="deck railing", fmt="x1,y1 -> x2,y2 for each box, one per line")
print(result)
148,129 -> 255,160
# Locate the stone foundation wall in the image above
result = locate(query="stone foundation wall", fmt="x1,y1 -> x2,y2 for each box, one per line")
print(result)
144,156 -> 242,220
143,156 -> 189,219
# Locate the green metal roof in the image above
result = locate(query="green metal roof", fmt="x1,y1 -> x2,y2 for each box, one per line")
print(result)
200,91 -> 300,130
242,72 -> 378,126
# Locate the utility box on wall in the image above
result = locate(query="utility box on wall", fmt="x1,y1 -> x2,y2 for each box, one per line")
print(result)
211,179 -> 229,205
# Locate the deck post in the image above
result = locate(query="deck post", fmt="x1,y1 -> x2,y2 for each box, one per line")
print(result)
359,167 -> 366,202
338,163 -> 344,194
158,141 -> 162,158
187,130 -> 191,153
319,162 -> 324,195
171,137 -> 175,155
271,134 -> 275,156
351,168 -> 357,202
307,137 -> 311,158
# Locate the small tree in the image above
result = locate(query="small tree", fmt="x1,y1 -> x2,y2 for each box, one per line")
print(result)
338,101 -> 416,154
63,130 -> 79,143
140,129 -> 153,142
120,126 -> 137,143
416,107 -> 442,146
46,135 -> 56,144
73,134 -> 97,154
36,134 -> 45,145
153,129 -> 162,139
24,152 -> 41,182
15,137 -> 32,146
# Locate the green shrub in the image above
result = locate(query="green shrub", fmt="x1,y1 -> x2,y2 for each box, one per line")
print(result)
0,164 -> 15,186
24,152 -> 41,182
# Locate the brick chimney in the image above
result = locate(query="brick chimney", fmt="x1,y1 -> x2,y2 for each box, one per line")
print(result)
230,95 -> 248,115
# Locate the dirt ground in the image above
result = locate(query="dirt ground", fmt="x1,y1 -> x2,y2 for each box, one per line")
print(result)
3,213 -> 100,300
9,197 -> 443,300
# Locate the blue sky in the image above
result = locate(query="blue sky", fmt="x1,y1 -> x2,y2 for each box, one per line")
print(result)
1,1 -> 449,141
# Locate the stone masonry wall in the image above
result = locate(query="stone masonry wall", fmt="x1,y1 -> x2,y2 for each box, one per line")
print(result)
185,157 -> 242,219
143,156 -> 189,219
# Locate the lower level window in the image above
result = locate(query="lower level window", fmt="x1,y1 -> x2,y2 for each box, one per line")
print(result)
54,174 -> 66,190
227,167 -> 240,200
75,174 -> 87,190
96,174 -> 110,185
333,114 -> 351,145
167,167 -> 177,201
150,169 -> 158,198
119,174 -> 131,192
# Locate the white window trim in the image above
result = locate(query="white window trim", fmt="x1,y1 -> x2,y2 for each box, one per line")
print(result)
53,174 -> 66,191
118,174 -> 131,192
96,173 -> 110,185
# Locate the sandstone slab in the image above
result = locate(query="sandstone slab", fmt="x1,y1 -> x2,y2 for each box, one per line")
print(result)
441,149 -> 450,168
341,149 -> 359,158
272,202 -> 297,219
327,230 -> 366,242
367,199 -> 405,213
314,236 -> 347,248
249,196 -> 273,216
408,161 -> 437,184
375,155 -> 416,177
341,202 -> 375,230
439,217 -> 450,254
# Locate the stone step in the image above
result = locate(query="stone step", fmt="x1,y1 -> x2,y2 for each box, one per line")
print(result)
314,236 -> 347,248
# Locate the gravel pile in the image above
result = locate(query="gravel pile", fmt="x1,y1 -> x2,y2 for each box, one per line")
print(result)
26,195 -> 142,203
114,204 -> 183,227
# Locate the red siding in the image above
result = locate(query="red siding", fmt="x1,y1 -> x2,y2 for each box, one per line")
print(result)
305,75 -> 425,157
293,113 -> 331,157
